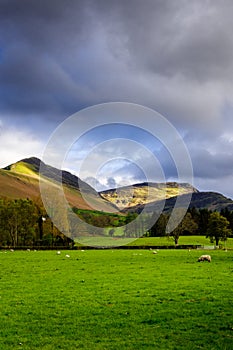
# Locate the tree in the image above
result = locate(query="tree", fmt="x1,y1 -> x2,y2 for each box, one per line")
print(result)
0,199 -> 38,247
0,196 -> 75,248
0,199 -> 11,246
206,212 -> 231,246
188,207 -> 200,226
148,213 -> 168,237
198,208 -> 211,235
220,207 -> 233,233
169,211 -> 198,245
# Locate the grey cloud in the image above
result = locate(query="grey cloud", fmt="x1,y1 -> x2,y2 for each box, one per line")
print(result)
92,0 -> 233,81
1,0 -> 233,123
84,176 -> 106,192
1,0 -> 233,197
106,177 -> 116,188
0,1 -> 88,47
192,148 -> 233,179
0,0 -> 97,119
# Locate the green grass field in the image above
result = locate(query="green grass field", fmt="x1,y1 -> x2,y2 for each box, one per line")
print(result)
0,249 -> 232,349
128,236 -> 233,248
74,236 -> 233,249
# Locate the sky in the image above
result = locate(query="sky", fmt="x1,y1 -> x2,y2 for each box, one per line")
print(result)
1,0 -> 233,197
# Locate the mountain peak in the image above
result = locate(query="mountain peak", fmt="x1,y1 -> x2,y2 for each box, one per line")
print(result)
3,156 -> 43,172
20,157 -> 43,167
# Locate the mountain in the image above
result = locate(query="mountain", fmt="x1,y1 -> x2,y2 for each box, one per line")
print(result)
121,191 -> 233,214
0,157 -> 117,212
100,182 -> 198,209
100,181 -> 233,213
163,191 -> 233,212
2,157 -> 233,214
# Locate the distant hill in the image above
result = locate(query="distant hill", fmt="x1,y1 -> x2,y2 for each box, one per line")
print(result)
0,157 -> 117,212
121,191 -> 233,214
100,182 -> 198,209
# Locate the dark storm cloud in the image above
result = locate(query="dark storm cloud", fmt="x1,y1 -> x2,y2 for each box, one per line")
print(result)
1,0 -> 233,196
192,149 -> 233,179
1,0 -> 233,124
0,0 -> 93,119
93,0 -> 233,81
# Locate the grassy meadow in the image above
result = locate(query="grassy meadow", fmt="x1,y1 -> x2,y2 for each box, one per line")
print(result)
0,248 -> 232,349
128,236 -> 233,248
74,236 -> 233,249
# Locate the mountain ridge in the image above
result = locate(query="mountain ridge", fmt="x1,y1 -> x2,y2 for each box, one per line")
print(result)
1,157 -> 233,214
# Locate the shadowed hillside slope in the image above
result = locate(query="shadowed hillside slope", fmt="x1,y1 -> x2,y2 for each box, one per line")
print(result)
122,191 -> 233,214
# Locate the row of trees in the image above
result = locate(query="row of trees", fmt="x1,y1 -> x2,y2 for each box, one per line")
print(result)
148,207 -> 232,246
1,197 -> 232,247
0,198 -> 139,246
0,198 -> 73,248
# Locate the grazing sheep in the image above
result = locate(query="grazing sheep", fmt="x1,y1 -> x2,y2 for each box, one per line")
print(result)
56,251 -> 61,255
198,254 -> 211,262
152,250 -> 157,254
65,254 -> 70,258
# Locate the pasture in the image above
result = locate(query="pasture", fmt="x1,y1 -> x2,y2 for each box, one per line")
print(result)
129,236 -> 233,248
75,236 -> 233,249
0,249 -> 232,349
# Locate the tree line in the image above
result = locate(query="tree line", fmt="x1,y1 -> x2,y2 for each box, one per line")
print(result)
0,198 -> 138,247
0,198 -> 73,248
0,198 -> 232,247
148,207 -> 233,246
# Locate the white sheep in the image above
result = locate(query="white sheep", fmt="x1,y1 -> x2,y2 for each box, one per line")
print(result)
198,254 -> 211,262
152,250 -> 157,254
65,254 -> 70,258
56,251 -> 61,255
